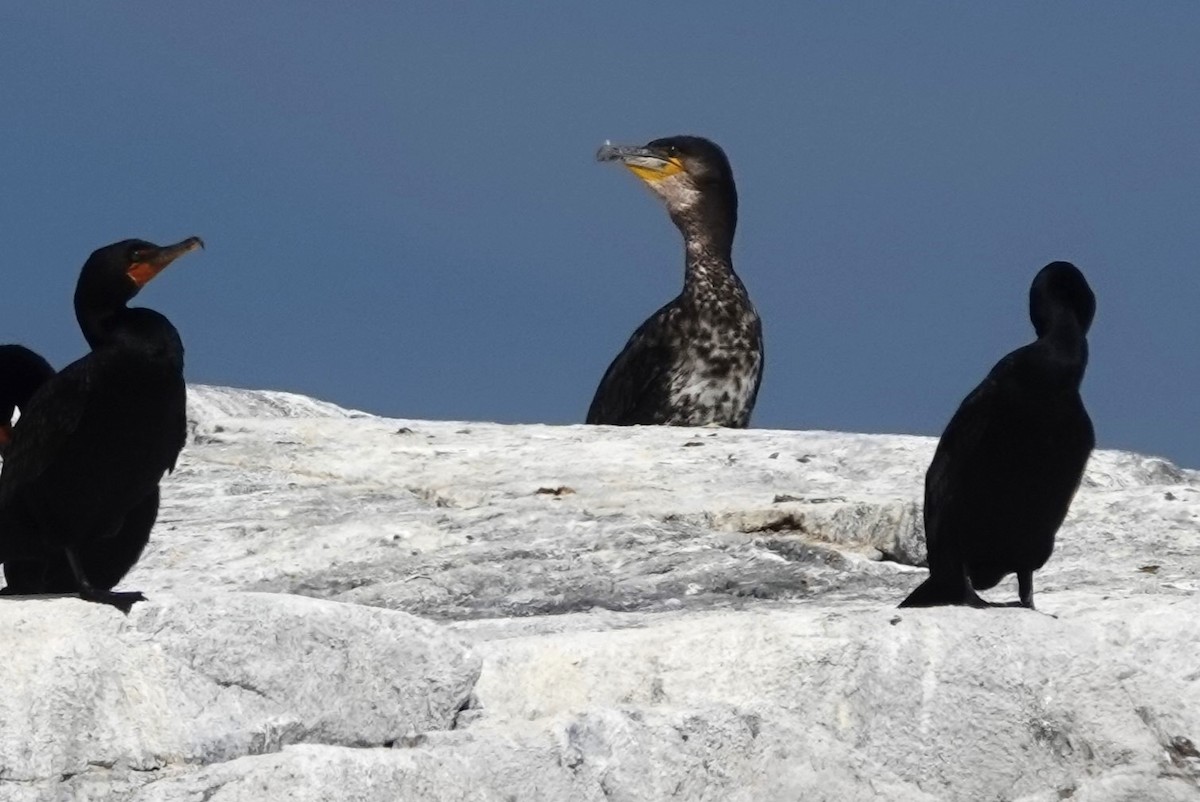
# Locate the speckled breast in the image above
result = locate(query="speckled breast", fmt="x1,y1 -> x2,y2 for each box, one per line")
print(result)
664,318 -> 763,427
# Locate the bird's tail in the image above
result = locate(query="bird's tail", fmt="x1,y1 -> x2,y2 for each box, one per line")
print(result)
898,574 -> 971,608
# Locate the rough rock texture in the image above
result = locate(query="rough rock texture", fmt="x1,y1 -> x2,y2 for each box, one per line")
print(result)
0,591 -> 478,801
4,384 -> 1200,800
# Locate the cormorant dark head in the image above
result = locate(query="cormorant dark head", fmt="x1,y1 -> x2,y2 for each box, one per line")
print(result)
1030,261 -> 1095,337
74,236 -> 203,344
75,236 -> 204,307
597,135 -> 738,243
0,344 -> 54,453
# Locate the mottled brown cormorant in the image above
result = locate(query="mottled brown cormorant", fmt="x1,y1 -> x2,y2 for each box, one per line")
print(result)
587,136 -> 763,427
899,261 -> 1095,610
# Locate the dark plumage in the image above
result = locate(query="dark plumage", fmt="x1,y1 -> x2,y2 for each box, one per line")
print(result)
0,344 -> 57,596
0,345 -> 54,455
0,337 -> 162,596
587,135 -> 763,427
899,261 -> 1096,610
0,237 -> 202,611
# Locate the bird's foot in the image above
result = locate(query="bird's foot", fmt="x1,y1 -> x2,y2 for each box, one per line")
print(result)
963,589 -> 992,609
79,588 -> 145,614
995,599 -> 1057,618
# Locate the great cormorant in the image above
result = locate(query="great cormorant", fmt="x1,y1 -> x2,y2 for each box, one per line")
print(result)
587,135 -> 763,427
899,261 -> 1095,610
0,237 -> 202,611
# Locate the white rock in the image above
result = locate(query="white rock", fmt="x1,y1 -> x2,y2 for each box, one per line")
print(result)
460,599 -> 1200,800
4,384 -> 1200,800
127,707 -> 944,802
0,591 -> 477,800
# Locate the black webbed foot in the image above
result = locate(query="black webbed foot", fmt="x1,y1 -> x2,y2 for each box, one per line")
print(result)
78,588 -> 145,614
961,572 -> 992,609
1011,571 -> 1054,614
963,590 -> 992,608
64,547 -> 144,613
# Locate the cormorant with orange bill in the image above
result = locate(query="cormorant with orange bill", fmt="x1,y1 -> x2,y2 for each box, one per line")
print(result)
0,237 -> 203,611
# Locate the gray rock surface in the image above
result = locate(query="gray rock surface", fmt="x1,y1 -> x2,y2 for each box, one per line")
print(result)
4,384 -> 1200,800
0,590 -> 477,801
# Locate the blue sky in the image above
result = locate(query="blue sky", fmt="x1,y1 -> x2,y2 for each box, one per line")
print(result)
4,3 -> 1200,464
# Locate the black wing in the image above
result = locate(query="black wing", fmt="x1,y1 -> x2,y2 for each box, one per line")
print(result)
586,300 -> 680,425
166,382 -> 188,472
922,350 -> 1024,561
0,355 -> 90,509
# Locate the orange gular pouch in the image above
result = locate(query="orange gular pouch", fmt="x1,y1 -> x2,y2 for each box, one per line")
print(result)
127,262 -> 164,288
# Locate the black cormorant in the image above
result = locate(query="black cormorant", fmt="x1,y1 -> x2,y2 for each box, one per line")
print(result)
0,344 -> 58,596
899,261 -> 1095,610
0,237 -> 202,611
0,340 -> 162,596
586,136 -> 763,427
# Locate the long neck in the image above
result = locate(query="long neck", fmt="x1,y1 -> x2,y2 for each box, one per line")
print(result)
75,283 -> 127,350
75,284 -> 183,370
1036,310 -> 1089,389
674,203 -> 738,299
